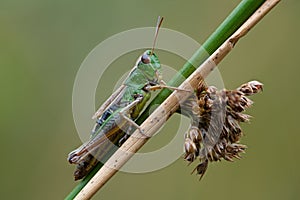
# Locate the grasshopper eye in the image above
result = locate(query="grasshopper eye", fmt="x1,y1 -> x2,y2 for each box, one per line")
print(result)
141,54 -> 150,64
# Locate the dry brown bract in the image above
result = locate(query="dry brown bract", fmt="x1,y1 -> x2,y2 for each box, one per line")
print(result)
182,81 -> 263,180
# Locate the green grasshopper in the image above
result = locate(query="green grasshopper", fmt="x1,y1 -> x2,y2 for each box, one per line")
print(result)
68,17 -> 184,180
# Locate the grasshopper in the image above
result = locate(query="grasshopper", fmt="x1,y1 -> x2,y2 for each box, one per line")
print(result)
68,17 -> 185,180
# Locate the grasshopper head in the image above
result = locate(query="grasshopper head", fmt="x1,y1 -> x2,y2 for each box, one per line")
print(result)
136,17 -> 164,82
136,50 -> 161,81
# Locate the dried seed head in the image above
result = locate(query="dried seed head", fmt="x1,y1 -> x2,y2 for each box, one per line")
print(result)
186,125 -> 202,143
191,101 -> 201,116
181,80 -> 263,180
184,138 -> 198,163
238,80 -> 263,95
191,160 -> 209,180
230,112 -> 251,123
207,86 -> 217,95
227,91 -> 253,112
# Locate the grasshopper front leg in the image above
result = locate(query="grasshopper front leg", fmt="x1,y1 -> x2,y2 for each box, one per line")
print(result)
146,80 -> 191,92
146,70 -> 191,92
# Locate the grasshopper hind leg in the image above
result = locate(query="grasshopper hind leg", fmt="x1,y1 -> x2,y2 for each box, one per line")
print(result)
117,111 -> 143,146
117,120 -> 150,146
118,125 -> 133,146
117,95 -> 149,145
119,96 -> 144,132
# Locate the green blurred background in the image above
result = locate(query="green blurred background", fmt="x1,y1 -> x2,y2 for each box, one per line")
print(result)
1,0 -> 299,199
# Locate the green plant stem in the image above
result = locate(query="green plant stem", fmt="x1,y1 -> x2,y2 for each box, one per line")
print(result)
65,0 -> 266,199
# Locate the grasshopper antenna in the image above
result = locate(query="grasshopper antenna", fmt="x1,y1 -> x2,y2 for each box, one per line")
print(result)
150,16 -> 164,55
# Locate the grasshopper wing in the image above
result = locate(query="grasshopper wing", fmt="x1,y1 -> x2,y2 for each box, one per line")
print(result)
92,84 -> 126,119
92,66 -> 138,119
